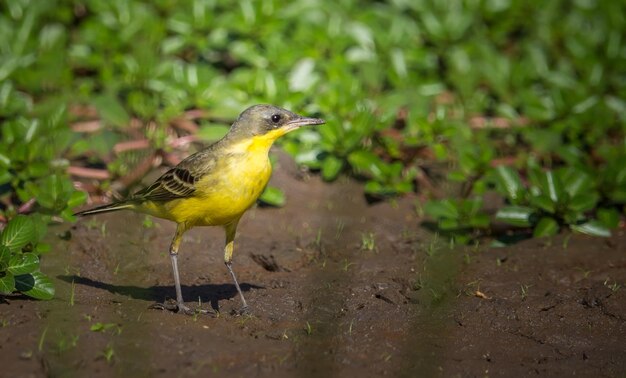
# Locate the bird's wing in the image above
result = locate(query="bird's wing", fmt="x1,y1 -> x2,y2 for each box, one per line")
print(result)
133,151 -> 216,202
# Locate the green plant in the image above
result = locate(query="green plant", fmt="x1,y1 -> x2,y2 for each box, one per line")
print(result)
603,278 -> 621,293
348,150 -> 416,198
341,258 -> 355,272
596,152 -> 626,227
90,322 -> 121,335
423,198 -> 490,244
0,215 -> 54,299
102,344 -> 115,364
360,232 -> 376,251
69,279 -> 75,306
54,333 -> 79,354
259,186 -> 286,207
38,326 -> 49,352
446,132 -> 497,197
520,284 -> 531,300
494,165 -> 611,237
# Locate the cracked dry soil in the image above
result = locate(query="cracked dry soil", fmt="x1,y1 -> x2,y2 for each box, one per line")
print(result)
1,156 -> 625,377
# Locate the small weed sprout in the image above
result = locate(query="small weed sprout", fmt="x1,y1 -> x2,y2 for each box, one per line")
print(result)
55,334 -> 79,354
520,284 -> 531,300
235,314 -> 254,327
342,258 -> 355,272
382,352 -> 392,362
142,216 -> 154,228
425,234 -> 441,256
38,326 -> 49,352
102,344 -> 115,364
335,219 -> 345,239
69,279 -> 75,306
360,232 -> 376,251
90,322 -> 121,335
412,274 -> 424,290
603,278 -> 621,292
315,228 -> 322,249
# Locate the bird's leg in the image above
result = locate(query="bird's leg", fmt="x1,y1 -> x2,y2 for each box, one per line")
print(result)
224,220 -> 249,314
169,252 -> 194,314
150,223 -> 198,315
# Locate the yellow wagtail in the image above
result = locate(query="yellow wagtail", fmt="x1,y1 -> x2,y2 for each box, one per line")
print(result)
75,105 -> 325,314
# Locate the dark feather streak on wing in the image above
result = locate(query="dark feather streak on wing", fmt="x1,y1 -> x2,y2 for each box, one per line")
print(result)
134,167 -> 198,202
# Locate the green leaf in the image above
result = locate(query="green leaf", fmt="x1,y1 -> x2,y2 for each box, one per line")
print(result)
29,213 -> 48,242
67,190 -> 88,209
447,171 -> 467,182
529,194 -> 556,213
567,193 -> 599,213
0,245 -> 10,267
259,186 -> 286,207
539,171 -> 564,204
469,214 -> 491,229
561,169 -> 593,198
495,206 -> 535,227
494,166 -> 524,204
14,271 -> 55,300
321,156 -> 343,181
90,322 -> 117,332
288,58 -> 318,92
34,174 -> 73,211
348,150 -> 384,179
461,198 -> 483,216
8,253 -> 39,275
0,273 -> 15,294
0,170 -> 11,185
439,218 -> 460,230
364,181 -> 385,195
571,221 -> 611,237
92,94 -> 130,128
608,187 -> 626,203
0,215 -> 36,252
597,208 -> 620,229
424,199 -> 460,220
533,217 -> 559,238
34,243 -> 51,254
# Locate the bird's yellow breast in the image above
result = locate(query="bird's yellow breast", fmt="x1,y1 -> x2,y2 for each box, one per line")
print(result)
142,133 -> 279,227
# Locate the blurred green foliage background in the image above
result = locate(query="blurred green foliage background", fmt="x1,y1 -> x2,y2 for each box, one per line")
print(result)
1,0 -> 625,296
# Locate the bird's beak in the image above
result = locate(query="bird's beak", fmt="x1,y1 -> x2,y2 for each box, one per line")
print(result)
284,117 -> 325,132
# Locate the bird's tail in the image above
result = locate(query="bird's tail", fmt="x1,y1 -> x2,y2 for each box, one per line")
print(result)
74,201 -> 134,217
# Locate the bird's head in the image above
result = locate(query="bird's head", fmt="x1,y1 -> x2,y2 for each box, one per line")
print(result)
229,104 -> 325,142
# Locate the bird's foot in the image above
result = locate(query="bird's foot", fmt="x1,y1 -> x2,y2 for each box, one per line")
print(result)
230,304 -> 250,317
149,299 -> 211,316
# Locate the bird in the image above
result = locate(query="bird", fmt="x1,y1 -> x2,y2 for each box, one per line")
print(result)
74,104 -> 325,314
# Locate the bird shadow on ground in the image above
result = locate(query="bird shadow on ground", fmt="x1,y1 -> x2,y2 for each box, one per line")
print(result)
58,275 -> 263,312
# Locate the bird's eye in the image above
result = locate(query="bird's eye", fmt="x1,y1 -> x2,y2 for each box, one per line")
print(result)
271,114 -> 281,123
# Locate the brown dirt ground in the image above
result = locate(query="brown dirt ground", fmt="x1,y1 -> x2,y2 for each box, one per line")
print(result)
1,153 -> 625,377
